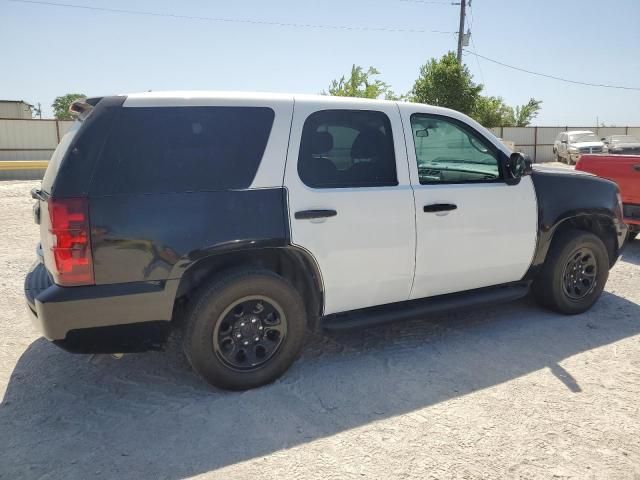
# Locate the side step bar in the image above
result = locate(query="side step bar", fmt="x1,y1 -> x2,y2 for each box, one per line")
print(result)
322,282 -> 531,331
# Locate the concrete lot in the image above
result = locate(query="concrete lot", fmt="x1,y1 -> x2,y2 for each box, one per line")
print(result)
1,179 -> 639,479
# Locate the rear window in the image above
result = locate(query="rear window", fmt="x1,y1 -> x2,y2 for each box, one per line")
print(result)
41,121 -> 81,193
91,106 -> 275,194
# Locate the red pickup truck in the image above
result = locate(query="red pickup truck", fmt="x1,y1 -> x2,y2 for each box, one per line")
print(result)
576,154 -> 640,240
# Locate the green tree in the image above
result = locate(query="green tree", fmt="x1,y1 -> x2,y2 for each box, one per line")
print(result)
52,93 -> 86,120
472,95 -> 513,128
409,52 -> 482,115
472,96 -> 542,128
508,98 -> 543,127
324,65 -> 397,100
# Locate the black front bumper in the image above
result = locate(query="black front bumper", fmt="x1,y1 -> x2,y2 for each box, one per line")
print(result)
25,262 -> 178,353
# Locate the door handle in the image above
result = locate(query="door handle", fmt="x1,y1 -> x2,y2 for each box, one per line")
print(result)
634,164 -> 640,172
423,203 -> 457,213
295,209 -> 337,220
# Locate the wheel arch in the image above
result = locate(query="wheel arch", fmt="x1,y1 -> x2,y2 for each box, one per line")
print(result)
526,212 -> 620,281
173,246 -> 324,330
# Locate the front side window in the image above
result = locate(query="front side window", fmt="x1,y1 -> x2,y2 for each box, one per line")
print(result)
298,109 -> 398,188
410,114 -> 500,184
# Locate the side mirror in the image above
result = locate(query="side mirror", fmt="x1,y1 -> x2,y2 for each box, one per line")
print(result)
415,129 -> 429,138
505,152 -> 532,185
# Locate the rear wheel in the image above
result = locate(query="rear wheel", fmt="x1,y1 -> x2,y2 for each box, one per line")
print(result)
532,229 -> 609,315
183,270 -> 307,390
628,232 -> 638,241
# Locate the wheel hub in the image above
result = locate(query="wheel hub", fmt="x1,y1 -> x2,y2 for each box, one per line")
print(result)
235,315 -> 263,343
213,296 -> 287,371
562,247 -> 598,300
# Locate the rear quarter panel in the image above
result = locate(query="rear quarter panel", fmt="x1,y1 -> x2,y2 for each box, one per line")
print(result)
89,189 -> 289,284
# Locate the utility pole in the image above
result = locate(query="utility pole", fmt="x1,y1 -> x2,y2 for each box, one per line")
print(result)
456,0 -> 466,62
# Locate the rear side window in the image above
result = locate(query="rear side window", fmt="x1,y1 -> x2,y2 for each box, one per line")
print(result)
298,109 -> 398,188
92,106 -> 274,194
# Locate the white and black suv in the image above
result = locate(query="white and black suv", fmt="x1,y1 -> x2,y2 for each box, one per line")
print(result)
25,92 -> 627,390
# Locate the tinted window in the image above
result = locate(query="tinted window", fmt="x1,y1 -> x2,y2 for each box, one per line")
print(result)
298,110 -> 397,188
92,107 -> 274,194
410,114 -> 500,184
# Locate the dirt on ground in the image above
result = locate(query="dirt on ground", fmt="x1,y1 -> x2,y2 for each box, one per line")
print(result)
1,180 -> 639,479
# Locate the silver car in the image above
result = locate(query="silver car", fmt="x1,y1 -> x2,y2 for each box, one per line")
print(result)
553,131 -> 605,164
601,135 -> 640,155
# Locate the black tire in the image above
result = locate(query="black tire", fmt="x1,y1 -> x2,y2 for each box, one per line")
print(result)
532,229 -> 609,315
183,269 -> 307,390
628,232 -> 638,241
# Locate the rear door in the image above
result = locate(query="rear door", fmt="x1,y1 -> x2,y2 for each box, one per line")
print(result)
284,98 -> 415,315
399,104 -> 537,299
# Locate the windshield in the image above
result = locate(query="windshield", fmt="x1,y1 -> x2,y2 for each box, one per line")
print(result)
569,132 -> 598,143
611,135 -> 640,144
41,120 -> 81,193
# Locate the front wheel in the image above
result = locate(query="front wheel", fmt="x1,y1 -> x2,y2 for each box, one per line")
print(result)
183,270 -> 307,390
532,229 -> 609,315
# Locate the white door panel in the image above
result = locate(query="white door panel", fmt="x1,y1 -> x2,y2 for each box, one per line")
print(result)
410,179 -> 537,298
288,186 -> 415,314
398,103 -> 538,300
285,98 -> 415,315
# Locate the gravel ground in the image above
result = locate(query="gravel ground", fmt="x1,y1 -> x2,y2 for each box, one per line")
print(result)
1,179 -> 639,480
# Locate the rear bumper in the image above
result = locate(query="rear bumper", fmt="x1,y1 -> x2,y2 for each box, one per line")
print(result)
25,262 -> 178,352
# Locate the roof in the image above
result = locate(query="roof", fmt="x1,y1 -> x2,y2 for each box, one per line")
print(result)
0,99 -> 33,107
566,130 -> 595,135
122,90 -> 400,106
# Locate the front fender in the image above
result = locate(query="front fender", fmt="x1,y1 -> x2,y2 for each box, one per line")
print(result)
526,168 -> 626,275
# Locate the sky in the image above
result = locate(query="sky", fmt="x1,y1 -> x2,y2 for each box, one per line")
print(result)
2,0 -> 639,125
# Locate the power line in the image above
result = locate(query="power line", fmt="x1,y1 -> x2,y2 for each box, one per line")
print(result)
463,49 -> 640,91
8,0 -> 456,34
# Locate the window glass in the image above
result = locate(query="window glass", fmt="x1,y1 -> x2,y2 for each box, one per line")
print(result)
298,110 -> 398,188
569,132 -> 598,143
93,106 -> 274,194
410,114 -> 500,184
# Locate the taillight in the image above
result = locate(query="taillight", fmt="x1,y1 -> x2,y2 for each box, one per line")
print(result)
48,197 -> 94,286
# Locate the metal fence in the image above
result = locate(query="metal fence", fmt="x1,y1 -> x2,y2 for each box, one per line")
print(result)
490,126 -> 640,163
1,119 -> 640,177
0,118 -> 74,162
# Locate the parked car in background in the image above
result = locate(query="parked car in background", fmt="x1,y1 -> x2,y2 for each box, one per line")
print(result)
576,154 -> 640,240
553,131 -> 605,164
601,135 -> 640,155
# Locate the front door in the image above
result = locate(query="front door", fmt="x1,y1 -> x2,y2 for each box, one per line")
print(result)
285,99 -> 415,315
399,105 -> 538,299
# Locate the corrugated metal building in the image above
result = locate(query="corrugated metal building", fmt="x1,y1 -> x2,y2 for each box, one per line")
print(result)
0,100 -> 33,119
